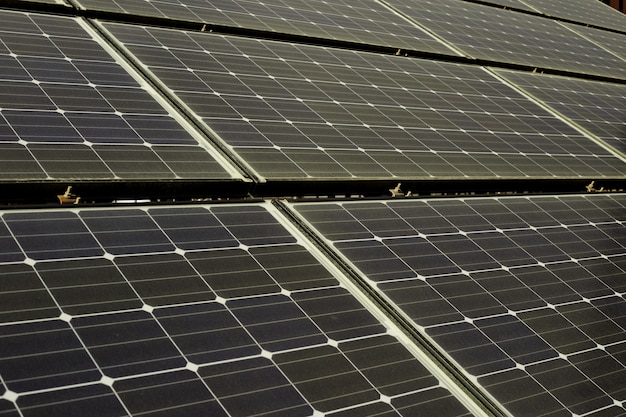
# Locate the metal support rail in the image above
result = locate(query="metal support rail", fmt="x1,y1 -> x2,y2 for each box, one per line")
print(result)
272,198 -> 512,417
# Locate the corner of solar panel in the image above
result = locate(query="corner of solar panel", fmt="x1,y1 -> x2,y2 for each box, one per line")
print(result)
1,0 -> 625,416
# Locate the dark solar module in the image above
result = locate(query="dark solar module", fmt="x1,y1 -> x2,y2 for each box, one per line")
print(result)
384,0 -> 626,79
102,22 -> 626,180
522,0 -> 626,33
73,0 -> 454,54
293,193 -> 626,416
0,10 -> 235,181
0,203 -> 473,417
470,0 -> 626,33
566,23 -> 626,63
496,69 -> 626,154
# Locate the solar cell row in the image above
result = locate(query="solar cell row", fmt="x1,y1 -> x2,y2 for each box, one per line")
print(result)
1,10 -> 624,186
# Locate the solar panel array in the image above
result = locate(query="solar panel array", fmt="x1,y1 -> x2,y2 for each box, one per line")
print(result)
384,0 -> 626,79
291,193 -> 626,417
0,11 -> 238,182
496,69 -> 626,155
98,22 -> 626,180
0,2 -> 624,185
1,0 -> 626,416
0,203 -> 478,417
72,0 -> 456,54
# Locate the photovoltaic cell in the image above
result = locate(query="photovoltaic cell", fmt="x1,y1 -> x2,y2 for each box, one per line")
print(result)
3,211 -> 104,260
0,264 -> 60,323
73,0 -> 454,54
0,320 -> 101,392
18,384 -> 129,417
0,399 -> 19,417
102,23 -> 626,180
199,356 -> 312,417
0,203 -> 472,417
292,194 -> 626,416
1,0 -> 625,415
495,69 -> 626,155
383,0 -> 626,80
114,370 -> 228,417
0,10 -> 234,181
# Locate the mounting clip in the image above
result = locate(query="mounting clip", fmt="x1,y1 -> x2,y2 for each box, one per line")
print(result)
585,181 -> 604,193
57,186 -> 80,204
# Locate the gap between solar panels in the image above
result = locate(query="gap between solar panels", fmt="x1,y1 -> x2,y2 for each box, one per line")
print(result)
272,198 -> 511,417
268,200 -> 507,417
4,0 -> 626,84
0,200 -> 506,417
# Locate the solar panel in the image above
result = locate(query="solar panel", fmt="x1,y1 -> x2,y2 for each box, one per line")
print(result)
99,22 -> 626,181
383,0 -> 626,80
520,0 -> 626,33
0,10 -> 239,182
0,203 -> 479,417
566,23 -> 626,62
469,0 -> 626,33
71,0 -> 455,55
495,69 -> 626,155
290,194 -> 626,417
